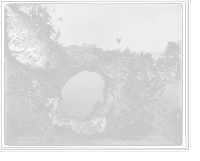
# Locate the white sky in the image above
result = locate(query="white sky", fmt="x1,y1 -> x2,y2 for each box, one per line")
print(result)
50,4 -> 182,53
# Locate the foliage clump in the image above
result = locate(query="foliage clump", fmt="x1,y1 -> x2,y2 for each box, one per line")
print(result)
125,50 -> 153,92
92,46 -> 119,62
6,4 -> 63,69
122,47 -> 154,91
92,46 -> 154,91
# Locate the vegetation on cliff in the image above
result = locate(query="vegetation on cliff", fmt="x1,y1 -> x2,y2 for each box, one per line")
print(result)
5,5 -> 61,68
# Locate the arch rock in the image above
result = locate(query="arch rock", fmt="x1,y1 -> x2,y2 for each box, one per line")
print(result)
4,45 -> 182,144
51,45 -> 135,122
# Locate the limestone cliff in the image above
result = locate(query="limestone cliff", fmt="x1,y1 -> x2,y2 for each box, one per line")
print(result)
5,45 -> 181,144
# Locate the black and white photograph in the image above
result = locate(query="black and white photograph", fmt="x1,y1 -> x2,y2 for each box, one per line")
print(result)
1,1 -> 190,151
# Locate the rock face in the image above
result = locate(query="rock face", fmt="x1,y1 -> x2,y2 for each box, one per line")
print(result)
5,4 -> 182,144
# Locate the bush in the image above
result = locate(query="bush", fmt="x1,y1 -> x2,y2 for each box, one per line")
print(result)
6,5 -> 61,68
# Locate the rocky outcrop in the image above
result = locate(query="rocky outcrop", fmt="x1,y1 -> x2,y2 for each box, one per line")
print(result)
5,4 -> 182,144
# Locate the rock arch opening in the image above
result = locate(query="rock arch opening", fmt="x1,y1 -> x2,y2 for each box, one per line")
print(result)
61,70 -> 104,120
50,71 -> 115,135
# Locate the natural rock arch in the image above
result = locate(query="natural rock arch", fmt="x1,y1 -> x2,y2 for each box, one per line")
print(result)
5,45 -> 134,127
48,45 -> 134,121
5,4 -> 182,145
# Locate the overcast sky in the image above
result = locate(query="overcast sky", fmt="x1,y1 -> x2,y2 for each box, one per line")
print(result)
50,4 -> 182,53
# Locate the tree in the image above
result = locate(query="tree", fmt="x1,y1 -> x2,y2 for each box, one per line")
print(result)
136,52 -> 154,65
156,42 -> 180,79
122,47 -> 131,56
116,37 -> 121,52
164,42 -> 179,57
